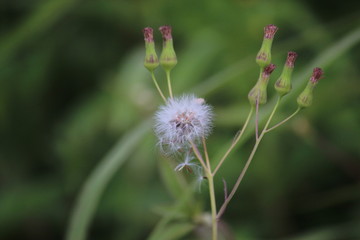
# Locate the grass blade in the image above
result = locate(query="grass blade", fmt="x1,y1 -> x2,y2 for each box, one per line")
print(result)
65,120 -> 151,240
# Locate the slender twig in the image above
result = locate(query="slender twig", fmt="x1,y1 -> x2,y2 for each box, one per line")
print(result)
265,107 -> 301,133
217,97 -> 281,219
255,98 -> 260,140
190,140 -> 208,173
191,139 -> 217,240
202,137 -> 211,170
262,96 -> 282,131
206,172 -> 218,240
150,72 -> 167,102
165,70 -> 173,99
212,107 -> 254,176
222,178 -> 228,200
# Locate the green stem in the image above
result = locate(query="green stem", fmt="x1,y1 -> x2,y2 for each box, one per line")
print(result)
202,137 -> 211,170
190,141 -> 208,172
191,140 -> 217,239
217,134 -> 262,219
166,70 -> 173,99
212,107 -> 254,176
255,98 -> 260,140
217,97 -> 281,218
265,107 -> 301,133
207,172 -> 218,240
151,71 -> 167,102
262,96 -> 282,131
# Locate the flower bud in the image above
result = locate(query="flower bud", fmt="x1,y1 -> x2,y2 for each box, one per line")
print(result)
274,51 -> 298,96
297,67 -> 324,108
159,25 -> 177,71
256,24 -> 278,68
248,64 -> 276,106
143,27 -> 159,71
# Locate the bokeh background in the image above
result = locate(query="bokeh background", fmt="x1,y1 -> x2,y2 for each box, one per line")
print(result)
1,0 -> 360,239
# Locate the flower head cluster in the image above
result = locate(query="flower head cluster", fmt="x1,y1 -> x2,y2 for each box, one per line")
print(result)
155,95 -> 213,153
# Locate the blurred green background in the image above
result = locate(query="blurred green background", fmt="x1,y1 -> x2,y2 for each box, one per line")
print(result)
1,0 -> 360,239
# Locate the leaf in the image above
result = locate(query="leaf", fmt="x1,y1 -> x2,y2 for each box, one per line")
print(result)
149,222 -> 195,240
147,182 -> 197,240
65,120 -> 151,240
158,155 -> 189,200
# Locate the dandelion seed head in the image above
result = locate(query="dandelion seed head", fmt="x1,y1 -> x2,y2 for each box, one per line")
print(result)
155,94 -> 213,153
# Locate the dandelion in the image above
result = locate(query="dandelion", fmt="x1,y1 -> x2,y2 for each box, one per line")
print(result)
155,94 -> 213,153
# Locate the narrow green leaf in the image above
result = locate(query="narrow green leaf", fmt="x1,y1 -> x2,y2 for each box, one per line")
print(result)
150,222 -> 195,240
158,155 -> 189,200
65,120 -> 151,240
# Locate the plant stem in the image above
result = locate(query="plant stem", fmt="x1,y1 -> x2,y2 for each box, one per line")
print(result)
213,107 -> 254,176
206,172 -> 218,240
166,70 -> 173,99
191,140 -> 217,239
151,71 -> 167,102
202,137 -> 211,170
255,98 -> 260,140
217,97 -> 281,218
217,135 -> 262,219
262,96 -> 281,131
190,141 -> 208,172
265,107 -> 301,133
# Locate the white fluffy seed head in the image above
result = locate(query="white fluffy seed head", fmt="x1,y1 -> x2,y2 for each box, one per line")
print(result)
154,94 -> 213,153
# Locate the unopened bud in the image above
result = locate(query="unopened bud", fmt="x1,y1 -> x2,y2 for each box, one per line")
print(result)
143,27 -> 159,71
274,51 -> 298,96
159,25 -> 177,72
297,68 -> 324,108
256,24 -> 278,68
248,64 -> 276,106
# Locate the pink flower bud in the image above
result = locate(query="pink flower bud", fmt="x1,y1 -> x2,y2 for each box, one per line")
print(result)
264,24 -> 278,39
286,51 -> 298,68
143,27 -> 154,43
159,25 -> 173,41
158,25 -> 177,71
263,63 -> 276,77
310,67 -> 324,84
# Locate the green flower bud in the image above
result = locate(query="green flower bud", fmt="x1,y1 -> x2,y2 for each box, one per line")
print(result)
248,64 -> 276,106
159,25 -> 177,72
274,51 -> 298,96
256,24 -> 278,68
297,67 -> 324,108
143,27 -> 159,71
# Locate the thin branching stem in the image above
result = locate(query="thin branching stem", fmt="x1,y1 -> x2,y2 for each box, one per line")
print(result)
190,140 -> 208,173
202,137 -> 211,170
212,107 -> 254,176
206,172 -> 218,240
255,98 -> 260,140
151,71 -> 167,102
217,97 -> 281,219
166,70 -> 173,99
265,107 -> 301,133
191,139 -> 217,240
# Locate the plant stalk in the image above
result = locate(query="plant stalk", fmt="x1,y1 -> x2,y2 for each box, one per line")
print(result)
213,107 -> 254,176
207,171 -> 218,240
166,70 -> 173,99
151,71 -> 167,102
217,97 -> 281,218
